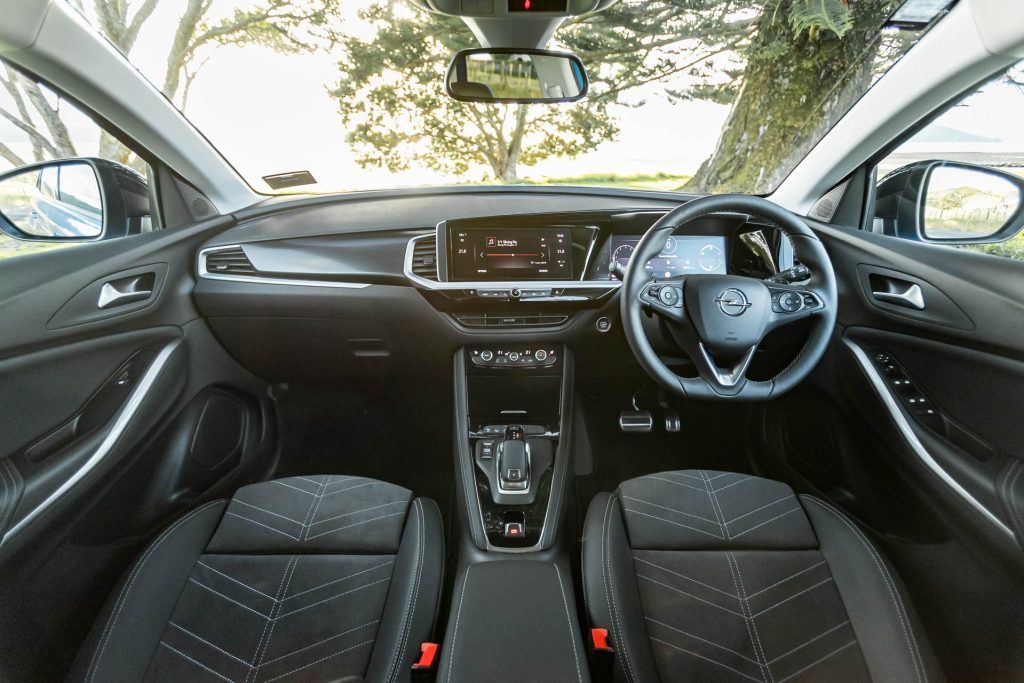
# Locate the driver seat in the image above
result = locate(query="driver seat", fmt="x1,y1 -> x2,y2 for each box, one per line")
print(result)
582,470 -> 943,682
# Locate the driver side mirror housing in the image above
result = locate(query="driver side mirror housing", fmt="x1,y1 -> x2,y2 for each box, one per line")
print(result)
874,160 -> 1024,245
0,157 -> 151,243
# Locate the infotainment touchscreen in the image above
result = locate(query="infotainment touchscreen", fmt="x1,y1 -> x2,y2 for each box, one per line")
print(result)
449,228 -> 573,281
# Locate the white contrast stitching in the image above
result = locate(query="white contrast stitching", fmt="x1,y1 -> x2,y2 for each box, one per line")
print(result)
388,499 -> 424,683
158,642 -> 233,682
648,637 -> 763,683
262,639 -> 375,682
804,497 -> 926,683
444,567 -> 472,683
86,500 -> 225,682
554,563 -> 584,683
644,616 -> 761,665
632,555 -> 738,599
775,640 -> 858,683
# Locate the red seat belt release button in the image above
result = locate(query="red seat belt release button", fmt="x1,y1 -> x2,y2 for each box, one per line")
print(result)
413,642 -> 439,670
592,628 -> 613,652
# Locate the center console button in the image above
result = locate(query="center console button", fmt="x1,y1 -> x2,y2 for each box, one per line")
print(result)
508,351 -> 521,362
480,349 -> 494,362
534,349 -> 548,362
503,522 -> 525,539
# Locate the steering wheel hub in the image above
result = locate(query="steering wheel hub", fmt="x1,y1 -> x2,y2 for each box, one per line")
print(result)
685,276 -> 772,355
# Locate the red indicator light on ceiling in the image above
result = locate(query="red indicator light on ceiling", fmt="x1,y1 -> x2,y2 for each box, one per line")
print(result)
524,0 -> 531,8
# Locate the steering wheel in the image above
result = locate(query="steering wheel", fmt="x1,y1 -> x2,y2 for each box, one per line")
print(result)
620,194 -> 837,401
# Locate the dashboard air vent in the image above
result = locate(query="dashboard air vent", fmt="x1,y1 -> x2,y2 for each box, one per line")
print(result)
453,313 -> 570,328
205,247 -> 256,275
411,237 -> 439,281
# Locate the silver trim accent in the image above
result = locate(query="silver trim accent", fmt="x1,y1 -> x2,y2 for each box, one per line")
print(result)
2,340 -> 182,545
872,283 -> 925,310
199,245 -> 372,289
844,338 -> 1014,539
403,233 -> 620,292
697,343 -> 757,388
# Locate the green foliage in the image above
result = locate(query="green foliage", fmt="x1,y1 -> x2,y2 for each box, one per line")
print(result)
786,0 -> 853,39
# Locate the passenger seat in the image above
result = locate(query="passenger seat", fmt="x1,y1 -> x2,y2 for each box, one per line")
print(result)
70,475 -> 444,683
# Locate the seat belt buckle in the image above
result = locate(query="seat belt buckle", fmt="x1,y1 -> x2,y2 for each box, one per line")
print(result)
591,628 -> 613,652
412,642 -> 439,678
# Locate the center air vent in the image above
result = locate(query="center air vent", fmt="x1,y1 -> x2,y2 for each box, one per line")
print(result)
205,247 -> 255,275
411,236 -> 439,281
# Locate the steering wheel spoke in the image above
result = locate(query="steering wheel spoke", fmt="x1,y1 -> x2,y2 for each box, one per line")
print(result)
639,277 -> 686,323
695,342 -> 758,391
765,283 -> 827,331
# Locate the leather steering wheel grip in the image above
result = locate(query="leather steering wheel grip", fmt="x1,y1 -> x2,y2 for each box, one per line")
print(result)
619,194 -> 838,401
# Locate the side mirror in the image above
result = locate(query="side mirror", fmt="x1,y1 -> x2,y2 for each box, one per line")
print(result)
446,48 -> 588,104
875,160 -> 1024,244
0,158 -> 151,243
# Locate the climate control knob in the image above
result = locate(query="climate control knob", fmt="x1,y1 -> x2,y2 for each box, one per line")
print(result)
480,350 -> 494,362
509,352 -> 521,362
534,349 -> 548,362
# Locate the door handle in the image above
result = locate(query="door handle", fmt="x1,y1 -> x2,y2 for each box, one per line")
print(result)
97,275 -> 154,309
872,281 -> 925,310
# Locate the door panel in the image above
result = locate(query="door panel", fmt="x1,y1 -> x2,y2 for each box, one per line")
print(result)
0,216 -> 277,680
810,220 -> 1024,551
761,220 -> 1024,681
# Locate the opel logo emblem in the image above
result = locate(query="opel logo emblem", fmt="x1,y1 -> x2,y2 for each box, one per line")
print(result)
715,288 -> 752,317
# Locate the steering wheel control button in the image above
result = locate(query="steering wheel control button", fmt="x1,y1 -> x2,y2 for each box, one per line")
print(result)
596,316 -> 612,333
658,287 -> 679,306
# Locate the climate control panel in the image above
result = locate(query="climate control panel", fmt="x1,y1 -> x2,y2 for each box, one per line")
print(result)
469,345 -> 559,368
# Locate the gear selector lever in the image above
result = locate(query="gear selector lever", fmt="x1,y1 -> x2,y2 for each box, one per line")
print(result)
497,425 -> 530,492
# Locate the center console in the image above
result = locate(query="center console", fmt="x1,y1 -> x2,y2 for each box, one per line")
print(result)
457,343 -> 571,550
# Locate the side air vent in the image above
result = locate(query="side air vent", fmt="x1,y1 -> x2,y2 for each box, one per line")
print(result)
205,247 -> 256,275
453,313 -> 570,328
411,236 -> 439,281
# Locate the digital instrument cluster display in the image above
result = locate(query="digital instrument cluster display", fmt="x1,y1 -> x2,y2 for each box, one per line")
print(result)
449,228 -> 573,281
609,235 -> 727,278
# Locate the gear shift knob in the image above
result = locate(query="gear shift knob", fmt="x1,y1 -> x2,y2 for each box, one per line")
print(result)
498,426 -> 529,491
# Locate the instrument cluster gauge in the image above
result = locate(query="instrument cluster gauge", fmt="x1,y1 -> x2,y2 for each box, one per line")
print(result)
611,243 -> 635,267
699,243 -> 725,272
661,237 -> 677,255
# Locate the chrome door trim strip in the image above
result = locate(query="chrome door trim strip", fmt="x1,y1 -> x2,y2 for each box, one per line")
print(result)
2,339 -> 182,545
198,245 -> 372,289
844,338 -> 1014,539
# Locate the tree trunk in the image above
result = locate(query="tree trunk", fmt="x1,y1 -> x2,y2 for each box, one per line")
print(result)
687,1 -> 893,193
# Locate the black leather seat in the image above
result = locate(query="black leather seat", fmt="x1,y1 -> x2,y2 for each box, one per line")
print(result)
71,475 -> 444,683
582,470 -> 943,683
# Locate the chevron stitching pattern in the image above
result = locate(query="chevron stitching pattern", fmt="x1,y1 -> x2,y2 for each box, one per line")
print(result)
151,555 -> 394,682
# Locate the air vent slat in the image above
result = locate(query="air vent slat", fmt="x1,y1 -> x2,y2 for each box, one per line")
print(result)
453,313 -> 569,329
411,237 -> 439,281
205,247 -> 256,275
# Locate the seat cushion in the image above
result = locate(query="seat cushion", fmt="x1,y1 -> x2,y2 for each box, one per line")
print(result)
71,476 -> 443,683
582,470 -> 943,683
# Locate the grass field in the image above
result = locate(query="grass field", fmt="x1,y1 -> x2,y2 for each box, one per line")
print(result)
518,172 -> 691,191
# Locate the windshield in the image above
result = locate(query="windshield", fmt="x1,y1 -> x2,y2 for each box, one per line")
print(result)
72,0 -> 927,195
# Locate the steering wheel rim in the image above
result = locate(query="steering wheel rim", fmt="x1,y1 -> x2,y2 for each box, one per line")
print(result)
620,194 -> 837,401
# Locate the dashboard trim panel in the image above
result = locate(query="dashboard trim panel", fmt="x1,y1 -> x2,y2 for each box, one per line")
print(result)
198,245 -> 372,289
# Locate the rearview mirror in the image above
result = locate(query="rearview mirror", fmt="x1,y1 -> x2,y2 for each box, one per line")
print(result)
0,158 -> 151,243
446,48 -> 588,104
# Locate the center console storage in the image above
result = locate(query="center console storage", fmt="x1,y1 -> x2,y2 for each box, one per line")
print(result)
436,560 -> 589,683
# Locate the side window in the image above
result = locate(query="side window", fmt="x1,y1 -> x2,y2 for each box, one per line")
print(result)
871,60 -> 1024,261
0,58 -> 154,261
